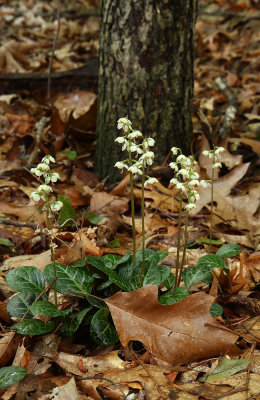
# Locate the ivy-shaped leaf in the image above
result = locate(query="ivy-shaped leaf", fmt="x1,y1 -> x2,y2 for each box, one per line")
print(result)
196,254 -> 226,269
183,266 -> 213,290
30,301 -> 71,317
159,287 -> 190,305
90,308 -> 118,346
210,303 -> 223,317
44,263 -> 94,295
216,244 -> 242,258
7,293 -> 40,318
6,266 -> 45,293
12,319 -> 55,335
0,366 -> 27,389
60,308 -> 92,336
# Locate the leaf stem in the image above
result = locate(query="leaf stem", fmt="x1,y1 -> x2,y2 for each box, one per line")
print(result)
45,194 -> 58,306
141,161 -> 145,285
210,153 -> 215,254
174,193 -> 183,289
128,148 -> 136,268
177,209 -> 189,287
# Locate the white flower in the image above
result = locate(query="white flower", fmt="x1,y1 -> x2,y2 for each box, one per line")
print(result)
38,184 -> 52,194
178,169 -> 189,178
147,138 -> 155,147
121,139 -> 130,151
191,171 -> 200,180
185,203 -> 196,211
202,150 -> 209,156
31,191 -> 41,202
200,180 -> 210,188
144,177 -> 158,186
215,147 -> 225,155
189,179 -> 200,187
45,172 -> 60,184
171,147 -> 180,155
213,162 -> 222,169
170,178 -> 179,186
117,117 -> 132,132
31,167 -> 42,176
176,154 -> 187,163
176,182 -> 186,192
115,136 -> 125,144
128,130 -> 143,139
182,157 -> 192,167
114,161 -> 127,170
128,165 -> 142,175
37,163 -> 50,172
190,192 -> 200,202
169,162 -> 178,172
50,201 -> 63,212
42,155 -> 55,164
129,144 -> 138,152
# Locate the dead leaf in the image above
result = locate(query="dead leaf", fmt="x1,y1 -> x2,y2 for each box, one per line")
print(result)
47,378 -> 81,400
90,191 -> 129,215
0,250 -> 51,273
105,286 -> 240,365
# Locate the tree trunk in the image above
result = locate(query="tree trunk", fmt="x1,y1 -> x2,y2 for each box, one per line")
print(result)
96,0 -> 198,181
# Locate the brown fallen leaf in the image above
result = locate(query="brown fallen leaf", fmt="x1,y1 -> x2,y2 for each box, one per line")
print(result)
105,286 -> 240,365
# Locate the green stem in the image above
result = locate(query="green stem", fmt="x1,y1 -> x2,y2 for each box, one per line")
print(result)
45,194 -> 58,306
209,155 -> 215,254
177,209 -> 189,287
141,162 -> 145,285
174,193 -> 183,289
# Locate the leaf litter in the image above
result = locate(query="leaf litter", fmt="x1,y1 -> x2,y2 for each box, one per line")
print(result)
0,0 -> 259,399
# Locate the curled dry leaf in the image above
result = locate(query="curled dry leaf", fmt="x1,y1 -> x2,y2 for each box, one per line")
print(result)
105,286 -> 240,365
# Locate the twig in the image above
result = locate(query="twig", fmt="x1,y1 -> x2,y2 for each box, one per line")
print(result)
48,0 -> 61,109
245,341 -> 256,400
0,218 -> 39,230
199,9 -> 260,21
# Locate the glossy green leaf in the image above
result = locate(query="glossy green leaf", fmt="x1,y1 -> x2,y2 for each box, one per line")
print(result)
6,266 -> 45,293
143,264 -> 161,286
216,244 -> 242,258
60,308 -> 92,336
63,150 -> 77,159
44,263 -> 94,295
30,301 -> 71,317
0,366 -> 27,389
159,287 -> 190,305
163,273 -> 175,290
0,238 -> 14,247
57,195 -> 77,226
210,303 -> 223,317
199,357 -> 250,382
87,257 -> 131,291
12,319 -> 55,335
196,254 -> 226,269
183,266 -> 213,290
90,308 -> 118,345
7,293 -> 39,318
85,212 -> 105,225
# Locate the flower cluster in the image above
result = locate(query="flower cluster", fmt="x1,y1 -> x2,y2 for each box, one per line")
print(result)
202,146 -> 225,169
115,118 -> 158,187
169,147 -> 210,211
31,155 -> 63,212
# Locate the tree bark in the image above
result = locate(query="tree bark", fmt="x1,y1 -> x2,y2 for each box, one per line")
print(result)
96,0 -> 198,181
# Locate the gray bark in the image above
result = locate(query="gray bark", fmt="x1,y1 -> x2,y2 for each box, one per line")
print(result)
96,0 -> 198,181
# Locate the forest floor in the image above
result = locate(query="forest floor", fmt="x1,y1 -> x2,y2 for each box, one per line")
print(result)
0,0 -> 259,399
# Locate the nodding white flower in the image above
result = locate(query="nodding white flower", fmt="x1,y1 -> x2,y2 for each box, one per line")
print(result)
38,184 -> 52,194
176,154 -> 187,163
31,191 -> 41,202
45,172 -> 60,184
117,117 -> 132,132
128,165 -> 142,175
169,162 -> 178,172
37,163 -> 50,172
191,171 -> 200,180
42,155 -> 55,164
189,179 -> 200,187
121,139 -> 130,151
215,147 -> 225,155
115,136 -> 125,144
213,162 -> 222,169
114,161 -> 127,170
129,144 -> 138,152
200,180 -> 210,188
136,147 -> 143,154
202,150 -> 209,156
170,178 -> 179,186
182,158 -> 192,167
176,182 -> 186,192
171,147 -> 180,155
147,138 -> 155,147
190,192 -> 200,202
50,201 -> 63,212
185,203 -> 196,211
178,169 -> 189,178
128,130 -> 143,139
144,177 -> 158,187
30,167 -> 41,176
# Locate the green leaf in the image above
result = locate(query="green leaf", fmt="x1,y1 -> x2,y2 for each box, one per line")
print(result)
0,238 -> 14,247
7,293 -> 39,318
197,238 -> 224,245
85,212 -> 105,225
216,244 -> 242,258
196,254 -> 226,269
90,308 -> 118,345
157,265 -> 171,283
44,263 -> 94,296
108,239 -> 120,248
6,266 -> 45,293
12,319 -> 55,335
63,150 -> 77,159
57,195 -> 77,226
159,287 -> 189,305
163,273 -> 175,290
60,308 -> 92,336
0,366 -> 27,389
143,264 -> 161,286
30,301 -> 71,317
199,357 -> 250,382
210,303 -> 223,317
183,266 -> 213,290
87,257 -> 131,291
